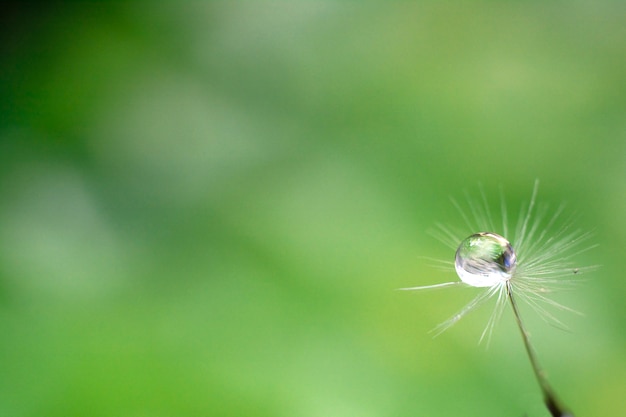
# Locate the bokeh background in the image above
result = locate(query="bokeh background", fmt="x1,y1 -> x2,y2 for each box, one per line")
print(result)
1,2 -> 625,416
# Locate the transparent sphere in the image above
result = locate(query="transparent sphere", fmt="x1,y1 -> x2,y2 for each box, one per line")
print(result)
455,232 -> 517,287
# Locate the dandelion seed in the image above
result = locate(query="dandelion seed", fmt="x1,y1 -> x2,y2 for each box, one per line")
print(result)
402,180 -> 596,417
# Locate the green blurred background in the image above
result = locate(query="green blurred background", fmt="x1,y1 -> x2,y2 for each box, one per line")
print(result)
0,2 -> 624,416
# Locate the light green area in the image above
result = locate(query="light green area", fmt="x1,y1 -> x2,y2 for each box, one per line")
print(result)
0,3 -> 624,416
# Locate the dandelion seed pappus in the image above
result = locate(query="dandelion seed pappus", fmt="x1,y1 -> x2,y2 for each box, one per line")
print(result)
401,179 -> 596,417
402,179 -> 594,342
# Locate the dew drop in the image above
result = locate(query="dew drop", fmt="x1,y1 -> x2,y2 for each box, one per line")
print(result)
455,232 -> 517,287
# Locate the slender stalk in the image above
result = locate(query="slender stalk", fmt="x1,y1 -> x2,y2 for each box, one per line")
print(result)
506,282 -> 574,417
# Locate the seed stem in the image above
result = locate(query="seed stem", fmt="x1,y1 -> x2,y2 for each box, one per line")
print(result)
506,282 -> 574,417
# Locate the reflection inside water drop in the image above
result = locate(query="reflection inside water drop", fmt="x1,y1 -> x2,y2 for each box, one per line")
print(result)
454,232 -> 517,287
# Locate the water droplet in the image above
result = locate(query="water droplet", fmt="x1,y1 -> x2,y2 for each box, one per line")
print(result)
455,232 -> 517,287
